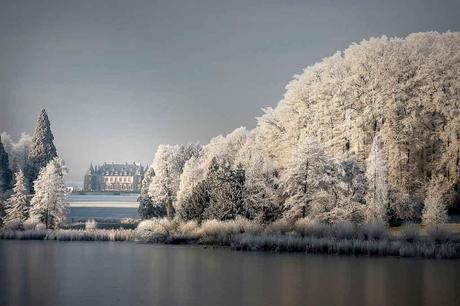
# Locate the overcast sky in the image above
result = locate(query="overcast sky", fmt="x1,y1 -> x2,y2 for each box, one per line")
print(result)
1,0 -> 459,184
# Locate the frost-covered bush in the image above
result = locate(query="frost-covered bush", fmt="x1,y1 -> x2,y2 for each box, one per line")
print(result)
135,218 -> 176,242
85,219 -> 97,230
200,218 -> 262,238
176,220 -> 201,239
23,218 -> 40,230
3,218 -> 22,230
120,218 -> 139,224
264,219 -> 292,234
35,223 -> 46,230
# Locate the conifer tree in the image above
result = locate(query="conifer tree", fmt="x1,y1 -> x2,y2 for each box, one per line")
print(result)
28,109 -> 57,191
4,170 -> 29,223
29,158 -> 68,229
0,136 -> 13,194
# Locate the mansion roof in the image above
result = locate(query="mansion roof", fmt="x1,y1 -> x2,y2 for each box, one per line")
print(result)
87,162 -> 145,176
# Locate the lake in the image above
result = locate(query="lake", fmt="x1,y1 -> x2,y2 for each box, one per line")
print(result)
0,241 -> 459,306
68,194 -> 139,220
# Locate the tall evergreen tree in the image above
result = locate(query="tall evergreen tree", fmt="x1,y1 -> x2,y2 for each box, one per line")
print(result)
28,109 -> 58,191
4,170 -> 29,223
29,158 -> 68,229
0,136 -> 13,194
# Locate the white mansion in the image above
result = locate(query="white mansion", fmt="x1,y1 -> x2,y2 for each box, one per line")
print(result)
83,162 -> 146,192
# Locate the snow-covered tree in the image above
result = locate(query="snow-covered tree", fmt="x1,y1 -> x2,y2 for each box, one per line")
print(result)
137,167 -> 164,219
27,109 -> 58,191
0,136 -> 13,194
1,132 -> 32,173
148,143 -> 201,218
4,170 -> 29,223
422,175 -> 449,225
0,197 -> 6,227
178,179 -> 210,222
364,134 -> 389,223
280,137 -> 337,221
256,32 -> 460,212
203,159 -> 246,221
237,136 -> 282,223
174,127 -> 248,215
29,158 -> 68,229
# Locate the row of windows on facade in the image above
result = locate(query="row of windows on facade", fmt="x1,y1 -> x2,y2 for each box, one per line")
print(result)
102,184 -> 133,190
104,177 -> 132,183
103,172 -> 132,176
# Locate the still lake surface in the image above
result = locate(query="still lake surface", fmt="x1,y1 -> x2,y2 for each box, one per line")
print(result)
0,241 -> 459,306
68,194 -> 139,220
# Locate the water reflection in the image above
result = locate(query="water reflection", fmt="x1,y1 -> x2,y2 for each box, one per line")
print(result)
0,241 -> 459,306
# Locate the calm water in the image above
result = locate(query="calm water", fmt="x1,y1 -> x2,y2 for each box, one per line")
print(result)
0,241 -> 459,306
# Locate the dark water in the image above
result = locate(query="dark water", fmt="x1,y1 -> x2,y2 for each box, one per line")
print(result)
0,241 -> 459,306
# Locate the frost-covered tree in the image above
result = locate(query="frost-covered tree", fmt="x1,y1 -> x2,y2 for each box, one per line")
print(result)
29,158 -> 68,229
179,179 -> 210,222
137,167 -> 164,219
4,170 -> 29,223
422,175 -> 449,224
203,159 -> 246,221
175,128 -> 247,218
148,143 -> 201,218
28,109 -> 58,191
280,137 -> 336,221
1,132 -> 32,173
237,136 -> 282,223
0,197 -> 6,227
364,134 -> 389,223
256,32 -> 460,211
0,136 -> 13,194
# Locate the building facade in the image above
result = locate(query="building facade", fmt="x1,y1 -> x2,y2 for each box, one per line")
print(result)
83,162 -> 145,192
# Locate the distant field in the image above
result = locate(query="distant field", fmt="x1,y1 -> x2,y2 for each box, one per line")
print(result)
67,194 -> 139,220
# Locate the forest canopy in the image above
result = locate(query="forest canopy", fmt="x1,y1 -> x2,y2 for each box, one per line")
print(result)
140,32 -> 460,225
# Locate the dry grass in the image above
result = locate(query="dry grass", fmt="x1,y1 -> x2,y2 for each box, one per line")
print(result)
2,218 -> 459,259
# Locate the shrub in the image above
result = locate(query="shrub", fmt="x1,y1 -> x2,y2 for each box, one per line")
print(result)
85,219 -> 97,230
35,223 -> 46,230
264,219 -> 292,234
135,218 -> 176,242
120,218 -> 140,225
176,220 -> 201,239
3,219 -> 22,230
23,218 -> 40,230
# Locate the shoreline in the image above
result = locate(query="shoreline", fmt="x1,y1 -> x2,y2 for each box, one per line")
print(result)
1,227 -> 459,260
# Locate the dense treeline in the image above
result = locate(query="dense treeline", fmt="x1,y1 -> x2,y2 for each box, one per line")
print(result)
0,110 -> 67,229
139,32 -> 460,226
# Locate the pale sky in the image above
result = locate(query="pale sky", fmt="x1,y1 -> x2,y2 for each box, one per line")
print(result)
1,0 -> 459,184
